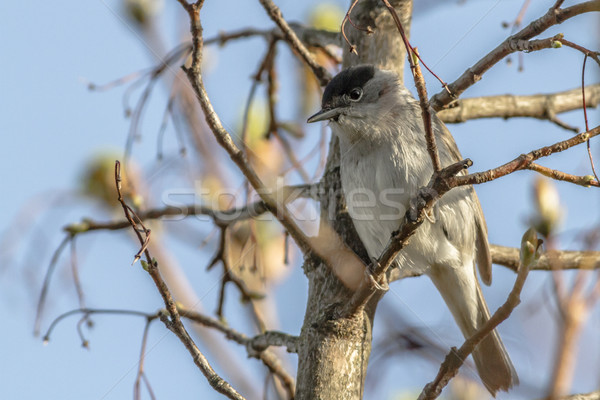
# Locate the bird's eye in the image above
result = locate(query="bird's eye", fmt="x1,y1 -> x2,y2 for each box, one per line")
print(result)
349,87 -> 363,101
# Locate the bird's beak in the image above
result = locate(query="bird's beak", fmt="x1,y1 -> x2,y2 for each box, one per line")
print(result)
307,107 -> 341,123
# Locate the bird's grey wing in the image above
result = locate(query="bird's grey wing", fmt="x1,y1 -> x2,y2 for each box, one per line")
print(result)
434,113 -> 493,285
473,191 -> 492,285
432,112 -> 463,164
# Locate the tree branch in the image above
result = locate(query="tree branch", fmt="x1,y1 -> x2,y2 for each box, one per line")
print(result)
431,1 -> 600,111
452,125 -> 600,186
491,244 -> 600,272
43,306 -> 296,399
177,306 -> 297,398
438,85 -> 600,128
63,183 -> 317,235
541,391 -> 600,400
249,330 -> 299,353
257,0 -> 331,86
114,161 -> 246,400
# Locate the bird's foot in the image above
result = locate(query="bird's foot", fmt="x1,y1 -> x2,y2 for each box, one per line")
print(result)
365,258 -> 389,292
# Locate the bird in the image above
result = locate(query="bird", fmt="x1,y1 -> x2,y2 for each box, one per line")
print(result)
307,65 -> 518,395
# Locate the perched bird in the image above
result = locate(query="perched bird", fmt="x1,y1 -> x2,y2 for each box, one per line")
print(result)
307,65 -> 518,395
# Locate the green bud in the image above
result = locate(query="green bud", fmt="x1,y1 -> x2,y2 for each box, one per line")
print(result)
520,228 -> 539,267
64,222 -> 90,235
583,175 -> 596,187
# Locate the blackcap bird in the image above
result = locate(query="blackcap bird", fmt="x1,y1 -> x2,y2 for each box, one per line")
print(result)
308,65 -> 518,395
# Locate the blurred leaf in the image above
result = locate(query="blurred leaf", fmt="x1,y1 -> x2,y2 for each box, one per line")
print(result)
80,152 -> 143,210
123,0 -> 163,26
308,3 -> 344,32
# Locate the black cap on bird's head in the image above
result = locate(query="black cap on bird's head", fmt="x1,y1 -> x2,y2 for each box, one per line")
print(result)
307,65 -> 376,123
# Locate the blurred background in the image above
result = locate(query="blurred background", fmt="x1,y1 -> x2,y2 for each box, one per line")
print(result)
1,0 -> 599,399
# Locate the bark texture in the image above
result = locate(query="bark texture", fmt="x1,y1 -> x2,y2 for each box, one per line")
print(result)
295,1 -> 413,399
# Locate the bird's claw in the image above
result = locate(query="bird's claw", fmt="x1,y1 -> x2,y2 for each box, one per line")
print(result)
366,259 -> 389,292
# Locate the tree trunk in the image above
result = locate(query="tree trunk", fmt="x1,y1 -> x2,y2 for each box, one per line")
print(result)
295,1 -> 413,399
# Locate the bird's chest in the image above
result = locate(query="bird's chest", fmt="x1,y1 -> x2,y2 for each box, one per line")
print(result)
338,138 -> 434,273
340,147 -> 416,257
341,147 -> 417,218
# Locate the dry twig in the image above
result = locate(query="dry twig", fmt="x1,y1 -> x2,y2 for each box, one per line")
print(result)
114,160 -> 246,400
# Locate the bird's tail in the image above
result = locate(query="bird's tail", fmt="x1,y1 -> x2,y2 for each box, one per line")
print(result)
429,266 -> 518,396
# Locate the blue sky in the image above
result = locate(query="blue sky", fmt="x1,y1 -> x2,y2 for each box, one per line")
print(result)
1,1 -> 599,399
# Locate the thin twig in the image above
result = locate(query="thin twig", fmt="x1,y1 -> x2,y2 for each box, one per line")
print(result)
156,86 -> 184,160
340,0 -> 370,54
125,45 -> 192,161
114,158 -> 246,400
207,227 -> 265,320
527,163 -> 599,187
134,317 -> 157,400
559,38 -> 600,67
381,2 -> 441,172
381,0 -> 449,92
34,235 -> 71,336
42,308 -> 155,344
240,38 -> 277,160
69,236 -> 86,309
481,244 -> 600,273
413,48 -> 441,171
581,55 -> 600,183
62,184 -> 316,236
43,306 -> 294,398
